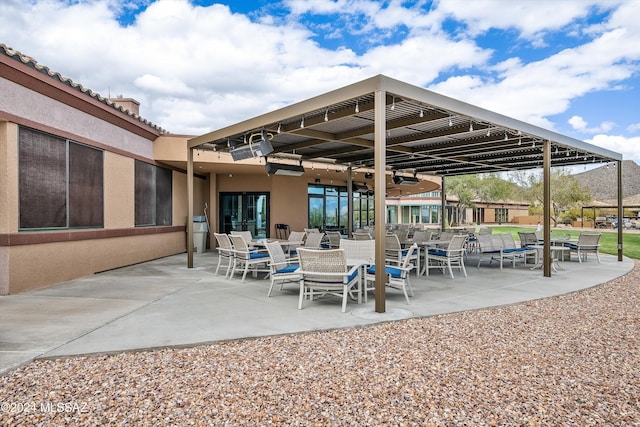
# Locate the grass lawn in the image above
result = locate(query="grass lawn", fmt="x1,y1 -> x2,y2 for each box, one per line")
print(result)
487,225 -> 640,260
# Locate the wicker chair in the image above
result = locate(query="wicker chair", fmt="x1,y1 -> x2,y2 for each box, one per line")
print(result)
339,239 -> 375,262
297,248 -> 360,313
425,234 -> 467,279
325,230 -> 343,249
213,233 -> 235,278
287,231 -> 306,260
365,243 -> 418,304
264,241 -> 300,297
567,232 -> 601,263
228,234 -> 269,282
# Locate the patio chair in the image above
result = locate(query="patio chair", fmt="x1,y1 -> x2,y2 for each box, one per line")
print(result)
290,231 -> 324,260
518,231 -> 539,248
353,231 -> 372,240
287,231 -> 306,259
425,234 -> 467,279
230,230 -> 256,250
567,232 -> 601,263
325,230 -> 343,249
411,230 -> 432,244
228,234 -> 270,282
385,234 -> 419,273
264,241 -> 300,297
296,248 -> 360,313
339,239 -> 375,262
213,233 -> 235,278
365,243 -> 418,304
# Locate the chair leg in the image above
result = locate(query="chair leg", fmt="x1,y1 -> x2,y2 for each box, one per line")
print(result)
342,288 -> 348,313
267,278 -> 276,297
298,280 -> 305,310
460,258 -> 467,277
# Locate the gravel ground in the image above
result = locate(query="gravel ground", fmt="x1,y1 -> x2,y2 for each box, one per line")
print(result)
1,261 -> 639,426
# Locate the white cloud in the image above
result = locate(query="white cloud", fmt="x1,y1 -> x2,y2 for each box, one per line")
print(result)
569,116 -> 616,133
627,123 -> 640,133
588,134 -> 640,162
0,0 -> 637,162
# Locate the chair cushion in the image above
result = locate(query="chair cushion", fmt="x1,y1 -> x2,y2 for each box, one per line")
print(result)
347,269 -> 359,283
275,264 -> 299,274
367,265 -> 403,279
428,249 -> 447,257
502,248 -> 517,253
567,244 -> 578,249
249,252 -> 269,260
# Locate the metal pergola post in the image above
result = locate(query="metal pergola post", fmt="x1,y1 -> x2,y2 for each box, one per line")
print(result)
374,88 -> 387,313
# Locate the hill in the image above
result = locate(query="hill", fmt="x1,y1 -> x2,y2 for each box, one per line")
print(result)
574,160 -> 640,204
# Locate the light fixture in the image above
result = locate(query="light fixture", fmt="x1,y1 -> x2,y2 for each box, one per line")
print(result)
390,97 -> 395,111
265,161 -> 305,176
448,116 -> 453,127
518,137 -> 522,146
355,100 -> 359,113
324,109 -> 329,121
393,174 -> 419,185
230,130 -> 274,161
487,128 -> 491,137
277,123 -> 281,134
555,147 -> 559,155
566,151 -> 570,157
419,108 -> 424,118
469,121 -> 474,132
532,140 -> 535,148
504,131 -> 508,141
300,117 -> 304,128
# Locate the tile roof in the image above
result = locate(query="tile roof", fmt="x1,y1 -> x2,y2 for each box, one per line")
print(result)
0,43 -> 167,134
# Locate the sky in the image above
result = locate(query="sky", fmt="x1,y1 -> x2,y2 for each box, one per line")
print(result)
1,0 -> 639,164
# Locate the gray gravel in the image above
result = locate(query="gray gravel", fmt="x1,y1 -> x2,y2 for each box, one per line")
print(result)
1,261 -> 639,426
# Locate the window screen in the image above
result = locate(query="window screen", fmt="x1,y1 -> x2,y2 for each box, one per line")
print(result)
19,127 -> 105,230
135,160 -> 172,226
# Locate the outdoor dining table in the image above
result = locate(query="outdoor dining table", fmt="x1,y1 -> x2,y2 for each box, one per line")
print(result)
346,257 -> 374,305
529,244 -> 570,272
415,240 -> 451,276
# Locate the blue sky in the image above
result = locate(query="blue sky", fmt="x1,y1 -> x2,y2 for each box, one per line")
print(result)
1,0 -> 639,163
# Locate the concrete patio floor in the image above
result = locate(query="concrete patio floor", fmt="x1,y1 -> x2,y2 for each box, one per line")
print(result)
0,250 -> 634,375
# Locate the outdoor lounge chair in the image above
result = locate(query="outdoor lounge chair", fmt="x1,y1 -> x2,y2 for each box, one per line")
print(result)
476,233 -> 532,269
567,232 -> 601,263
385,234 -> 419,273
325,230 -> 343,249
365,243 -> 418,304
297,248 -> 360,313
264,241 -> 300,297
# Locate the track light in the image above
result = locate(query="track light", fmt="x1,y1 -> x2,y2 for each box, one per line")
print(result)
518,137 -> 522,146
324,109 -> 329,121
469,122 -> 474,132
487,128 -> 491,137
390,97 -> 395,110
504,132 -> 508,141
419,108 -> 424,118
355,100 -> 359,113
277,123 -> 281,134
448,116 -> 453,127
300,117 -> 304,128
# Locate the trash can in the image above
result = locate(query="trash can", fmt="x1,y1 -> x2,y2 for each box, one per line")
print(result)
192,220 -> 208,253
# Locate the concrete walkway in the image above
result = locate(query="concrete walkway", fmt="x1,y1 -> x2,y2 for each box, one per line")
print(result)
0,250 -> 634,375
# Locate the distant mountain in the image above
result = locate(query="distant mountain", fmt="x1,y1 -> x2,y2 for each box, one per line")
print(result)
573,160 -> 640,204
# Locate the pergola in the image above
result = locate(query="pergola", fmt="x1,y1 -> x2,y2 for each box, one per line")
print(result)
187,75 -> 623,313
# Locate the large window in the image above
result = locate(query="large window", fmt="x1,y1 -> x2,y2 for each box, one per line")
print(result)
307,184 -> 374,231
18,127 -> 104,230
135,160 -> 172,226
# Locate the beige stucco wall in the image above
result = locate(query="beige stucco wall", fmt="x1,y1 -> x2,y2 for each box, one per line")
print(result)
0,121 -> 18,233
104,151 -> 135,229
5,232 -> 186,294
216,173 -> 314,235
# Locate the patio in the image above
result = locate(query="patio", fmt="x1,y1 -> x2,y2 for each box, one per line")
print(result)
0,249 -> 633,375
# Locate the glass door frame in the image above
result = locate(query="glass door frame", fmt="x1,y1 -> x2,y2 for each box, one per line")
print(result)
219,192 -> 270,238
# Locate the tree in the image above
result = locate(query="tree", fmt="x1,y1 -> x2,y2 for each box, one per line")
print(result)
445,175 -> 478,225
519,168 -> 592,226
